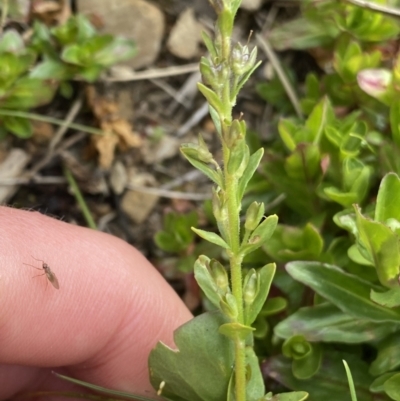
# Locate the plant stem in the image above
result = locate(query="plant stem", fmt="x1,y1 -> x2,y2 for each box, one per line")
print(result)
64,167 -> 97,230
0,109 -> 104,136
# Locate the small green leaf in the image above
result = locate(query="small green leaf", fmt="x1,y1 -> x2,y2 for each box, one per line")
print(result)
180,144 -> 223,188
244,263 -> 276,325
194,256 -> 222,309
261,297 -> 288,317
246,347 -> 265,401
370,333 -> 400,376
3,115 -> 31,138
370,287 -> 400,308
238,148 -> 264,201
375,173 -> 400,223
282,335 -> 322,380
384,373 -> 400,401
354,204 -> 400,288
278,118 -> 297,151
197,82 -> 224,114
219,322 -> 255,341
305,96 -> 333,145
267,391 -> 309,401
192,227 -> 230,249
370,373 -> 397,393
286,261 -> 400,322
1,78 -> 56,109
241,215 -> 278,255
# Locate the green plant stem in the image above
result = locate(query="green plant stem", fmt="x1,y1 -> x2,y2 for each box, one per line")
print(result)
217,10 -> 248,401
64,167 -> 97,230
0,109 -> 104,136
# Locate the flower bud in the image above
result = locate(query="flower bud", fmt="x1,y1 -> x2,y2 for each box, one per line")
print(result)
243,269 -> 259,306
232,43 -> 257,77
210,259 -> 230,294
357,68 -> 393,105
224,118 -> 246,147
220,293 -> 238,319
244,201 -> 265,232
197,134 -> 214,163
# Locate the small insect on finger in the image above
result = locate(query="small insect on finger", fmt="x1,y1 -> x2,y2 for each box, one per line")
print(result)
23,257 -> 60,290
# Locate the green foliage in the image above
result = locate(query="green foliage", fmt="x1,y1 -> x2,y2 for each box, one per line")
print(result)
0,14 -> 135,138
149,312 -> 235,401
155,212 -> 198,253
152,1 -> 400,400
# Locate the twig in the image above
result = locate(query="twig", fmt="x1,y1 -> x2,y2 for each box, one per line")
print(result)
126,184 -> 211,200
255,34 -> 303,119
49,95 -> 84,152
0,176 -> 66,185
0,0 -> 8,34
176,101 -> 209,137
106,63 -> 199,82
342,0 -> 400,17
161,169 -> 205,190
29,131 -> 86,177
64,167 -> 97,230
0,109 -> 103,136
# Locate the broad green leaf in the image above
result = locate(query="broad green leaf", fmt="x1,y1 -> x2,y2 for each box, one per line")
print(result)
149,311 -> 234,401
375,173 -> 400,223
370,287 -> 400,308
264,351 -> 374,401
355,205 -> 400,288
244,263 -> 276,325
54,372 -> 155,401
275,303 -> 398,343
192,228 -> 230,249
384,373 -> 400,401
237,148 -> 264,201
370,333 -> 400,376
286,261 -> 400,322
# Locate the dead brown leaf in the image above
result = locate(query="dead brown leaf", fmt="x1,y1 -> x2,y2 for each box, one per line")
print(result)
86,86 -> 142,169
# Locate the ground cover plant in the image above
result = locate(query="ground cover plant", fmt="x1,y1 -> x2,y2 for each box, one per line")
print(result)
7,0 -> 400,400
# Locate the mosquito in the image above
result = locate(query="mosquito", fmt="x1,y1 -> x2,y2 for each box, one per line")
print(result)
23,256 -> 60,289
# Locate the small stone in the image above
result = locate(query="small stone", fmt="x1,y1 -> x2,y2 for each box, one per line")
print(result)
240,0 -> 264,11
167,8 -> 203,59
110,160 -> 128,195
121,189 -> 159,224
77,0 -> 165,69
